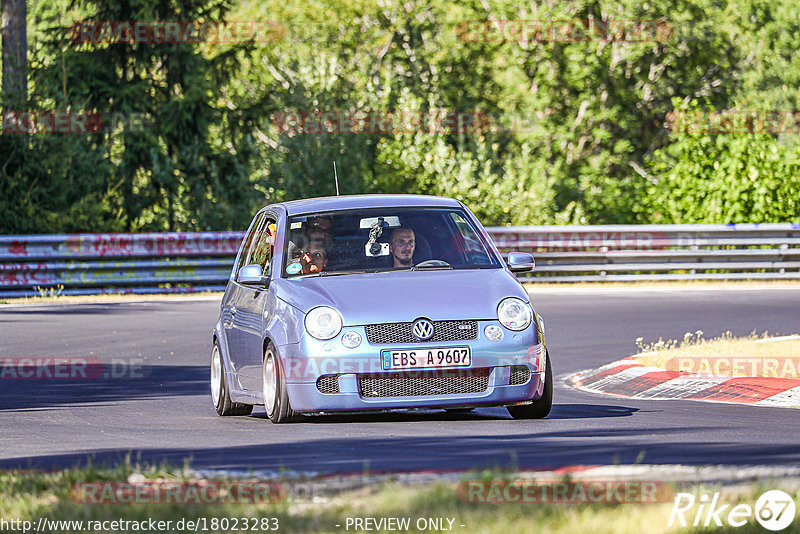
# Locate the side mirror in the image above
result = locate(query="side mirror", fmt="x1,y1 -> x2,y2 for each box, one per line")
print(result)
507,252 -> 535,273
237,264 -> 266,285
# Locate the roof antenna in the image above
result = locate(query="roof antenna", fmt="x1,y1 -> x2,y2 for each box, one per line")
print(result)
333,161 -> 340,196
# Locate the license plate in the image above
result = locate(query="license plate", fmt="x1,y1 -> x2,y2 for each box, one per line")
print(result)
381,347 -> 471,370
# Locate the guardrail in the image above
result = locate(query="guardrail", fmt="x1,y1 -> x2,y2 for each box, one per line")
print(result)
1,224 -> 798,297
0,232 -> 242,298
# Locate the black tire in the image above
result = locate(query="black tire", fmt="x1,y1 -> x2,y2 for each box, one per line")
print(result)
262,342 -> 299,424
507,350 -> 553,420
211,340 -> 253,416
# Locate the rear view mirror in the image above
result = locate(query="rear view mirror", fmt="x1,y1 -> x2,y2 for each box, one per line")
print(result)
507,252 -> 535,273
359,216 -> 400,229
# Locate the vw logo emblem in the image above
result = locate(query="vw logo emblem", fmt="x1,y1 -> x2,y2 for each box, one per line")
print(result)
412,319 -> 434,341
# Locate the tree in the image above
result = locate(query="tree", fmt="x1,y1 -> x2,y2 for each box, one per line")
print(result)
643,100 -> 800,223
29,0 -> 259,231
2,0 -> 27,108
4,0 -> 800,234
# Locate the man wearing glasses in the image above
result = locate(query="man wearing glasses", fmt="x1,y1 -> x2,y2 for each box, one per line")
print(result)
304,217 -> 332,245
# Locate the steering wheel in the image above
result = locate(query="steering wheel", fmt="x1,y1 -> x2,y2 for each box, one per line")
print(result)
414,259 -> 451,268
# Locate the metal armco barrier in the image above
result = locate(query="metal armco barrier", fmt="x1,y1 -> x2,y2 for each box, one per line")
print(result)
0,232 -> 243,298
485,223 -> 800,282
1,223 -> 799,297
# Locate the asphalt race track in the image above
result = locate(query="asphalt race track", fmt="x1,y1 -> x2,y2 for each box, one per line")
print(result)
1,287 -> 799,475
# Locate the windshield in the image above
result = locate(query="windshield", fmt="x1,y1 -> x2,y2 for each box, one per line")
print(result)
283,207 -> 501,277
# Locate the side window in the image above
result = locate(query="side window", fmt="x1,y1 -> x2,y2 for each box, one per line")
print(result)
249,218 -> 277,274
449,212 -> 493,264
237,213 -> 266,271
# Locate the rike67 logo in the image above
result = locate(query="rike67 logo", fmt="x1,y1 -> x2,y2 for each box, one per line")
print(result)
669,490 -> 796,531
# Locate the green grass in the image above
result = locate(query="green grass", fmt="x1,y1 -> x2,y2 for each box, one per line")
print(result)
34,284 -> 65,298
634,331 -> 800,377
2,463 -> 799,533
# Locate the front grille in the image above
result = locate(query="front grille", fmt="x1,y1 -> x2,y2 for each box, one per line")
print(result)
358,368 -> 491,398
316,375 -> 340,394
510,366 -> 531,385
364,320 -> 478,344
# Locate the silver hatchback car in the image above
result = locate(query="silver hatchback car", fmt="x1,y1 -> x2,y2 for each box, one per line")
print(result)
211,194 -> 552,423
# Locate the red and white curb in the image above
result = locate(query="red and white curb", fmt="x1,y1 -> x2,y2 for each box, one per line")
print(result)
569,356 -> 800,408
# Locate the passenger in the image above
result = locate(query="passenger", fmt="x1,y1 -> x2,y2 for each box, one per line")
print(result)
389,227 -> 415,268
288,216 -> 332,264
300,242 -> 328,273
303,217 -> 332,246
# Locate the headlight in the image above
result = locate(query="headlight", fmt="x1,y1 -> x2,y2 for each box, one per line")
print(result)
497,297 -> 532,331
304,306 -> 343,340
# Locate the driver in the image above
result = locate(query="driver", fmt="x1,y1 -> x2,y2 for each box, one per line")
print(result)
389,227 -> 415,268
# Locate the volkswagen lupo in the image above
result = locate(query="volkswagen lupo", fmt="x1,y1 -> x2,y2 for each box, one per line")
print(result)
211,195 -> 551,423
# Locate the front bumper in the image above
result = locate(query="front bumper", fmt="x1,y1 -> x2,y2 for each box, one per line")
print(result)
277,320 -> 545,413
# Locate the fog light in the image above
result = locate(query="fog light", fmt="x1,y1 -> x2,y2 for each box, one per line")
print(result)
484,325 -> 503,342
341,331 -> 362,348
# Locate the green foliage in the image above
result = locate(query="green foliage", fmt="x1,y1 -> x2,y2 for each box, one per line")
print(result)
643,101 -> 800,222
4,0 -> 260,233
2,0 -> 799,233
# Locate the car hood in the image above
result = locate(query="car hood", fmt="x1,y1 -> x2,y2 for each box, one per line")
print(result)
272,268 -> 528,325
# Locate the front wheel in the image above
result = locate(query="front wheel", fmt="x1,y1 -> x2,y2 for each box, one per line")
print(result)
211,341 -> 253,416
507,350 -> 553,420
262,342 -> 299,424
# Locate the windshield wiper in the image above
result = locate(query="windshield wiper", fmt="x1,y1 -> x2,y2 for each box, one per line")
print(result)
293,270 -> 355,279
410,265 -> 453,271
320,269 -> 367,276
